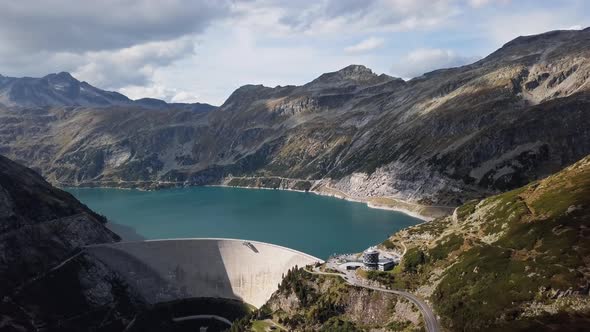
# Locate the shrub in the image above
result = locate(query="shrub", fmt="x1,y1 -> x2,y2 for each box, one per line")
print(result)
403,248 -> 426,273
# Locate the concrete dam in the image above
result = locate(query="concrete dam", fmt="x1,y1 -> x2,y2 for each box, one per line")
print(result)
85,238 -> 323,308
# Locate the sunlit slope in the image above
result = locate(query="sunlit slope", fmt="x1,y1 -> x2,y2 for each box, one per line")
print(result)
383,154 -> 590,330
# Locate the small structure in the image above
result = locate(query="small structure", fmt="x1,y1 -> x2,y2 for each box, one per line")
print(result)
377,259 -> 396,271
342,262 -> 362,271
363,247 -> 379,270
242,241 -> 258,253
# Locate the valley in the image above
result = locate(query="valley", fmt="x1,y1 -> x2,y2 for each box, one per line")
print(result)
0,26 -> 589,332
1,29 -> 589,218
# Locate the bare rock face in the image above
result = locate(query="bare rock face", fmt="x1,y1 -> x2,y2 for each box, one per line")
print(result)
1,29 -> 589,206
265,268 -> 421,330
0,155 -> 120,296
0,155 -> 131,331
306,64 -> 394,89
0,155 -> 109,232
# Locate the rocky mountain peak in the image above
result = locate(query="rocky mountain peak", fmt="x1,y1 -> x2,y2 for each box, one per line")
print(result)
220,84 -> 279,109
44,71 -> 81,96
45,71 -> 76,81
336,64 -> 375,78
224,84 -> 272,100
307,64 -> 393,89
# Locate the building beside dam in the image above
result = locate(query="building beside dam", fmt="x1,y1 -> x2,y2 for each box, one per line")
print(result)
85,238 -> 322,308
363,247 -> 395,271
363,247 -> 380,270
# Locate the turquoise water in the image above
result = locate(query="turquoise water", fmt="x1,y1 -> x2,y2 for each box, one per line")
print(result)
67,187 -> 422,259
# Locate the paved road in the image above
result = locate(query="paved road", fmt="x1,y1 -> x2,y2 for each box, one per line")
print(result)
305,268 -> 441,332
399,241 -> 408,256
172,314 -> 232,325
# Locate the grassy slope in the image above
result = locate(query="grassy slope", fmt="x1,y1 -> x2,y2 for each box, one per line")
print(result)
379,155 -> 590,330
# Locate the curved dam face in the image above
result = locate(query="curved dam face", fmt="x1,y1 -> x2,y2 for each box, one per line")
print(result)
85,238 -> 322,308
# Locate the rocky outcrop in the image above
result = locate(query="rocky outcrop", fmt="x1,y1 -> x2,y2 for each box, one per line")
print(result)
0,155 -> 119,296
1,28 -> 589,209
264,268 -> 421,331
0,155 -> 135,331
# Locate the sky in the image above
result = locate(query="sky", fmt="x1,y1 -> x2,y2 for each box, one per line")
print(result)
0,0 -> 588,106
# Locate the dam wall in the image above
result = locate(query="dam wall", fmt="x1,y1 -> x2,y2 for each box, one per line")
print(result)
85,238 -> 322,307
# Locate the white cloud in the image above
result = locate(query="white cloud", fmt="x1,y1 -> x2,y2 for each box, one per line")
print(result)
73,37 -> 195,89
171,91 -> 202,104
391,48 -> 479,78
344,37 -> 385,53
487,11 -> 586,46
119,85 -> 175,101
118,84 -> 202,104
151,21 -> 388,105
236,0 -> 461,36
468,0 -> 490,7
467,0 -> 510,8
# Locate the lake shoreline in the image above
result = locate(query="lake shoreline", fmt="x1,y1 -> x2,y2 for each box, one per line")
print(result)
59,181 -> 454,221
210,184 -> 452,221
66,186 -> 422,259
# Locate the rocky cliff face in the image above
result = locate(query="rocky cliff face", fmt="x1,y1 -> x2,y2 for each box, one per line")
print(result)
0,154 -> 120,296
0,155 -> 142,331
263,267 -> 422,331
1,29 -> 589,208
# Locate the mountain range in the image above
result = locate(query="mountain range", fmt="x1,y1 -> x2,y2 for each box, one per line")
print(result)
0,71 -> 215,111
0,27 -> 589,331
0,28 -> 589,216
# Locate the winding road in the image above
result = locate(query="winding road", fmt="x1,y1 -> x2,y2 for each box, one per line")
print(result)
172,314 -> 232,325
304,268 -> 441,332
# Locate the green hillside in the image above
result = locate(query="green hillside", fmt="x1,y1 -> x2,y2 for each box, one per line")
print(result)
383,155 -> 590,330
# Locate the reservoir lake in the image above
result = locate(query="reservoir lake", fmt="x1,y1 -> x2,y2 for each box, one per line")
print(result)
67,186 -> 422,259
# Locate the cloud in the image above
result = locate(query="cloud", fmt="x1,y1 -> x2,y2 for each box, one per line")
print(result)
149,21 -> 383,105
0,0 -> 231,54
0,1 -> 227,100
391,48 -> 480,78
118,84 -> 201,103
468,0 -> 490,7
0,0 -> 587,106
238,0 -> 460,36
467,0 -> 510,8
487,11 -> 586,45
344,37 -> 385,53
170,91 -> 202,104
73,37 -> 196,89
118,85 -> 176,102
